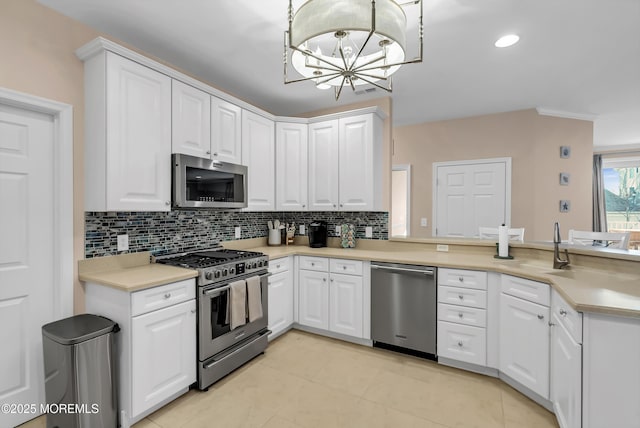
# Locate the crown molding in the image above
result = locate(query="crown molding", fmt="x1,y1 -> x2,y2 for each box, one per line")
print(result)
536,107 -> 598,122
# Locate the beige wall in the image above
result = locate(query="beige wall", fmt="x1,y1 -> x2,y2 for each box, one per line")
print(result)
393,109 -> 594,241
0,0 -> 101,313
300,96 -> 393,210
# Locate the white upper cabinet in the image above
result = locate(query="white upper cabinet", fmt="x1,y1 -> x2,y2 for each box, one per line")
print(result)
211,97 -> 242,164
171,80 -> 211,158
276,122 -> 308,211
308,120 -> 340,211
242,110 -> 275,211
308,113 -> 383,211
84,51 -> 172,211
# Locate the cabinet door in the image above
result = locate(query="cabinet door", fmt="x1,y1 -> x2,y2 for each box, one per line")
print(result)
131,299 -> 196,417
268,271 -> 294,338
338,114 -> 374,210
308,120 -> 339,211
106,52 -> 172,211
171,80 -> 211,158
242,111 -> 275,210
298,270 -> 329,330
551,314 -> 582,428
499,293 -> 550,399
211,97 -> 242,164
276,122 -> 308,211
329,273 -> 363,338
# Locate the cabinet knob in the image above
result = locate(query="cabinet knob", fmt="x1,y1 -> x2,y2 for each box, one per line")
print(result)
458,277 -> 464,282
302,204 -> 306,208
343,266 -> 347,270
311,262 -> 315,266
340,204 -> 343,208
458,294 -> 464,300
191,309 -> 196,314
330,278 -> 334,282
323,278 -> 326,282
457,341 -> 463,347
559,309 -> 567,316
276,265 -> 281,269
206,150 -> 211,155
165,201 -> 170,206
549,321 -> 556,327
164,293 -> 171,299
213,152 -> 218,156
537,314 -> 544,320
458,313 -> 463,318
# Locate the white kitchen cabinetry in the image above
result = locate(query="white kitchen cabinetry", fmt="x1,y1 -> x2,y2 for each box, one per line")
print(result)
308,113 -> 383,211
437,268 -> 488,366
171,80 -> 211,158
211,97 -> 242,164
297,256 -> 368,340
276,122 -> 308,211
242,110 -> 275,210
499,275 -> 550,400
550,289 -> 582,428
85,279 -> 196,428
82,50 -> 172,211
268,256 -> 294,339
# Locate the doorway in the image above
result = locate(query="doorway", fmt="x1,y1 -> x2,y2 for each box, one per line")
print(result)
392,164 -> 411,237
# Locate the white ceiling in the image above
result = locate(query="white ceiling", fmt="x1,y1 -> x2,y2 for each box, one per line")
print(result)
38,0 -> 640,150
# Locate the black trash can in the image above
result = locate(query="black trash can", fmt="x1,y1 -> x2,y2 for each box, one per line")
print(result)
42,314 -> 119,428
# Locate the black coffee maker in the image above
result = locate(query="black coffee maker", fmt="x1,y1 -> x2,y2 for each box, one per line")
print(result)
308,221 -> 328,248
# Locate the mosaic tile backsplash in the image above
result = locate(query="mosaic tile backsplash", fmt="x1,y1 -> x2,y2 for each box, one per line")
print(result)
85,210 -> 389,258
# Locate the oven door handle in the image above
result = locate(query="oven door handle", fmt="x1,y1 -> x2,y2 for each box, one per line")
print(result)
203,272 -> 271,296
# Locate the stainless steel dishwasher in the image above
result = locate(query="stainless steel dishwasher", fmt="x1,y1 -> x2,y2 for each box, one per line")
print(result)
371,262 -> 437,356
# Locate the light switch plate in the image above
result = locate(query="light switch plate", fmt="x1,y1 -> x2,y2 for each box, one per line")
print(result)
436,244 -> 449,252
299,224 -> 305,235
421,218 -> 428,227
335,225 -> 341,234
234,226 -> 241,239
117,234 -> 129,252
365,226 -> 373,238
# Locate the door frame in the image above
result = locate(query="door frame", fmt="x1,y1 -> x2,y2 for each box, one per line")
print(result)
0,87 -> 74,318
432,157 -> 512,237
391,164 -> 411,237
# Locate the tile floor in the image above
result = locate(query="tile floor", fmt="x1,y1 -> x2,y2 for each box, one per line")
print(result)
19,330 -> 559,428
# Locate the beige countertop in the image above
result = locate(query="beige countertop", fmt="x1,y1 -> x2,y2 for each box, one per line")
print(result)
78,252 -> 198,292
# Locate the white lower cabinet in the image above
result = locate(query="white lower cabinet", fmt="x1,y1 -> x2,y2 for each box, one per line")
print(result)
268,257 -> 294,339
297,256 -> 367,339
499,275 -> 550,400
438,321 -> 487,366
551,316 -> 581,428
85,278 -> 196,428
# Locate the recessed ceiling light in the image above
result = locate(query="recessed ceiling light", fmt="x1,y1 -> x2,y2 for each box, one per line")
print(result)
495,34 -> 520,48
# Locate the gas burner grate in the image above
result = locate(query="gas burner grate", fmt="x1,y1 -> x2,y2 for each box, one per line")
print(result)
156,248 -> 264,269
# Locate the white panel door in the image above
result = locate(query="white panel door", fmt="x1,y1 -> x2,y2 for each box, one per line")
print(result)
171,80 -> 211,158
329,273 -> 363,338
551,314 -> 582,428
308,120 -> 339,211
242,111 -> 275,210
338,114 -> 373,211
434,159 -> 509,237
211,97 -> 242,164
298,270 -> 329,330
499,293 -> 550,399
0,104 -> 56,427
268,271 -> 294,338
276,122 -> 308,211
131,300 -> 196,417
106,52 -> 172,211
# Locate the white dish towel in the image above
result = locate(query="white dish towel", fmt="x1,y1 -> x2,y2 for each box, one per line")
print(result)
246,276 -> 263,322
229,279 -> 247,330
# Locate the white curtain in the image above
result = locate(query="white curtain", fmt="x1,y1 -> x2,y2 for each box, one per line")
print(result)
592,154 -> 607,232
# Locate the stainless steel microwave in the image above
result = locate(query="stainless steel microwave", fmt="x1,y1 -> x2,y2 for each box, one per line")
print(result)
172,153 -> 248,209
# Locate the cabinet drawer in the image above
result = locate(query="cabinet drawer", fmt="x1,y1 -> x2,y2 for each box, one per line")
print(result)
501,275 -> 550,307
551,289 -> 582,344
298,256 -> 329,272
131,279 -> 196,316
438,285 -> 487,309
437,321 -> 486,366
438,268 -> 487,290
438,303 -> 487,328
268,257 -> 290,275
330,258 -> 363,276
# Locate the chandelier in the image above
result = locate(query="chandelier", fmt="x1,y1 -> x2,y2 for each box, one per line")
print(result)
284,0 -> 423,100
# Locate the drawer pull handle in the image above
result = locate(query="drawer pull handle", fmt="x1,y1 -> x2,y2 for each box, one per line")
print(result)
323,278 -> 326,282
311,263 -> 315,266
458,313 -> 463,318
549,321 -> 556,327
457,341 -> 463,347
458,294 -> 464,300
277,265 -> 281,269
458,277 -> 464,282
191,309 -> 196,314
164,293 -> 171,299
343,266 -> 347,270
537,314 -> 544,320
559,309 -> 567,316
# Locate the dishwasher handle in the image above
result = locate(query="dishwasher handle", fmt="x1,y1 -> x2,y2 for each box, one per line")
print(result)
371,264 -> 434,275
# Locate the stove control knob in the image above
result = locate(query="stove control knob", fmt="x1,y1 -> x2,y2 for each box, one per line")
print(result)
205,272 -> 213,280
251,262 -> 257,269
214,270 -> 221,279
222,268 -> 228,277
257,261 -> 263,268
229,267 -> 235,274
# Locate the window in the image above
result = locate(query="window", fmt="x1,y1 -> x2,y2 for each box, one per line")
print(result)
603,156 -> 640,250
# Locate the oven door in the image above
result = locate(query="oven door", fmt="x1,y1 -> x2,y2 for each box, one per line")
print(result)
198,271 -> 269,361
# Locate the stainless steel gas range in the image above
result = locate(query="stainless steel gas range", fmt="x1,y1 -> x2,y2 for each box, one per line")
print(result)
155,248 -> 270,390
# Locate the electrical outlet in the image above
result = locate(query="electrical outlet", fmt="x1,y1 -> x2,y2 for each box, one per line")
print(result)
234,226 -> 241,239
436,244 -> 449,252
299,224 -> 305,235
117,234 -> 129,252
421,218 -> 428,227
335,225 -> 341,234
365,226 -> 373,238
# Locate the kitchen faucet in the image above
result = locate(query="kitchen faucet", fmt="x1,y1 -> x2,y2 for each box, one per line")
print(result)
553,222 -> 570,269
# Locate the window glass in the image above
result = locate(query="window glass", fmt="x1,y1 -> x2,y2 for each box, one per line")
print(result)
603,158 -> 640,250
